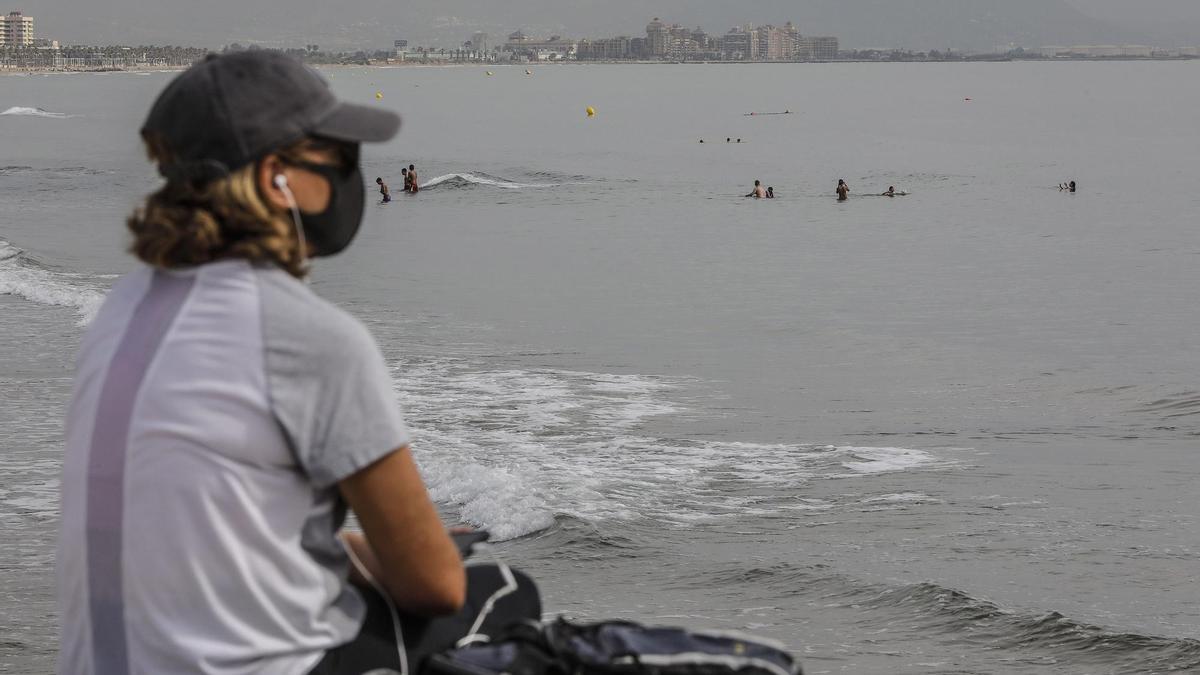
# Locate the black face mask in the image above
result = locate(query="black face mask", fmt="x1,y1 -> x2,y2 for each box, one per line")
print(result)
286,161 -> 366,257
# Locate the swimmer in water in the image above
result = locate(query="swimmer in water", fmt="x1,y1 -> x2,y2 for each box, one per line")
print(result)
881,185 -> 895,197
376,177 -> 391,203
408,164 -> 419,193
766,186 -> 775,199
401,167 -> 410,193
745,180 -> 766,199
837,179 -> 850,201
1059,180 -> 1076,193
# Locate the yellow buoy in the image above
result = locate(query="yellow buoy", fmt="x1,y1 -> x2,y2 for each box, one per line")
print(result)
375,91 -> 383,100
585,106 -> 596,117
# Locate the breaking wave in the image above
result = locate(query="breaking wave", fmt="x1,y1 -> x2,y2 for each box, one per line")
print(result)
391,356 -> 951,541
703,563 -> 1200,671
859,580 -> 1200,670
419,172 -> 563,190
0,240 -> 106,325
0,106 -> 71,119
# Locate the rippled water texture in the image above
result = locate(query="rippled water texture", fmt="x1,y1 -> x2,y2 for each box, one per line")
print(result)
2,62 -> 1199,673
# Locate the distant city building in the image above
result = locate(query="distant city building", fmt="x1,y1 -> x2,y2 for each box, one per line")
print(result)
719,27 -> 757,61
646,18 -> 669,57
577,36 -> 634,60
575,16 -> 839,63
1,11 -> 35,47
503,31 -> 576,60
1040,44 -> 1153,58
470,32 -> 488,54
754,25 -> 788,61
798,36 -> 839,60
782,23 -> 801,57
395,48 -> 451,63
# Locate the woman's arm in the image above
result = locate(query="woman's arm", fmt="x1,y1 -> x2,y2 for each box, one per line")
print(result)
339,446 -> 466,615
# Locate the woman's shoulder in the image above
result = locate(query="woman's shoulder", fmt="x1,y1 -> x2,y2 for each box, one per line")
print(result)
252,266 -> 380,361
79,266 -> 156,347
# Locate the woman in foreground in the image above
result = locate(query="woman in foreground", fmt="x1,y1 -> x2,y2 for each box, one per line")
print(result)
56,51 -> 537,674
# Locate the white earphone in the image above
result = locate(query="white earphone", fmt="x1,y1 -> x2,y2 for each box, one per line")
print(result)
274,173 -> 307,264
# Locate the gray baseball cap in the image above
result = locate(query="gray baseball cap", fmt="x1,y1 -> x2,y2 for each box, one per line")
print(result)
143,50 -> 400,181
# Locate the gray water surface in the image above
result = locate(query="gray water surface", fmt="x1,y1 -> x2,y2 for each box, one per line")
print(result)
2,62 -> 1199,674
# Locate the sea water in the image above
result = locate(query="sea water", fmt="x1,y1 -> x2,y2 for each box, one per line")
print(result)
2,62 -> 1199,673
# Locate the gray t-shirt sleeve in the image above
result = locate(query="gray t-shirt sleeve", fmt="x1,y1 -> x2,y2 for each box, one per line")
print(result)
258,269 -> 410,488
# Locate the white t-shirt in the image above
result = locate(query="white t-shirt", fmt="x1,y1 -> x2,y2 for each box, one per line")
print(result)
57,260 -> 410,674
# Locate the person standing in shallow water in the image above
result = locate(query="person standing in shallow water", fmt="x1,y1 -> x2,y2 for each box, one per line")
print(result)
837,179 -> 850,201
407,163 -> 419,193
376,176 -> 391,203
55,51 -> 539,675
746,180 -> 766,198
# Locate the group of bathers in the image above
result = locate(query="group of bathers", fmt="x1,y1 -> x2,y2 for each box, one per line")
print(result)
378,164 -> 421,203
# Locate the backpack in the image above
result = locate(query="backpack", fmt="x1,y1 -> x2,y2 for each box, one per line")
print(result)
424,618 -> 803,675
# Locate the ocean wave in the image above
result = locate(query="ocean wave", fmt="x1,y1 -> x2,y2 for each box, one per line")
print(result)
391,356 -> 950,541
700,563 -> 1200,671
419,172 -> 562,190
0,165 -> 110,177
0,240 -> 106,325
0,240 -> 21,262
0,106 -> 71,119
1130,391 -> 1200,419
859,581 -> 1200,669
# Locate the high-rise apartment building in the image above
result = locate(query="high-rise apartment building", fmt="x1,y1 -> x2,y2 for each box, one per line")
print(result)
720,26 -> 758,61
782,22 -> 801,58
1,11 -> 34,47
755,25 -> 790,60
646,18 -> 669,57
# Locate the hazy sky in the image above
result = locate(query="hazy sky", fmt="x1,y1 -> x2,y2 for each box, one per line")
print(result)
13,0 -> 1200,51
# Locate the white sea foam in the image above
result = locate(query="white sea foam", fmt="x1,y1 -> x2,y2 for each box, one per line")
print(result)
0,241 -> 106,325
0,106 -> 71,119
419,172 -> 559,190
839,446 -> 940,475
862,492 -> 941,505
390,356 -> 950,540
0,240 -> 21,262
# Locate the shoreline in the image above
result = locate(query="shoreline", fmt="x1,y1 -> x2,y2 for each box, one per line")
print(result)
2,54 -> 1195,75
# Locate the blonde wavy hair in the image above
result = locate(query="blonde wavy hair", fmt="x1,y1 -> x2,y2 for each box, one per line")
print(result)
127,134 -> 319,278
